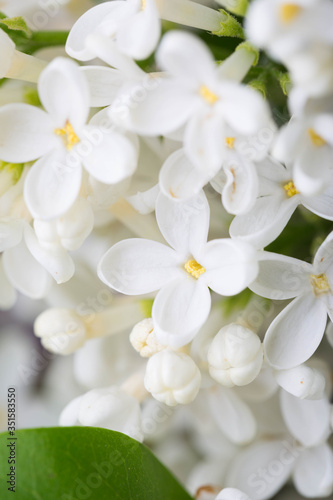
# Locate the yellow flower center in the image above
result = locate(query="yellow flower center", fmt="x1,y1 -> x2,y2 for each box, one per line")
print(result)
141,0 -> 146,10
279,4 -> 302,23
283,180 -> 299,198
184,259 -> 206,279
310,273 -> 330,296
199,85 -> 219,105
225,137 -> 235,149
54,120 -> 80,151
308,128 -> 326,148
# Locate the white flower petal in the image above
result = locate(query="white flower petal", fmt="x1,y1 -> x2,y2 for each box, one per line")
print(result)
280,390 -> 331,447
155,190 -> 210,256
116,0 -> 161,60
0,219 -> 24,252
38,57 -> 90,131
274,365 -> 326,400
293,444 -> 333,498
153,277 -> 211,348
0,104 -> 56,162
250,252 -> 312,300
216,488 -> 251,500
0,28 -> 15,78
24,149 -> 82,221
294,145 -> 332,197
111,79 -> 195,136
82,126 -> 138,184
222,151 -> 259,215
65,2 -> 125,61
208,387 -> 256,445
3,238 -> 52,299
0,256 -> 16,310
264,293 -> 327,370
230,196 -> 298,249
159,149 -> 210,201
80,66 -> 125,107
303,175 -> 333,220
98,238 -> 183,295
200,239 -> 258,296
313,230 -> 333,274
24,225 -> 75,284
157,30 -> 216,83
184,110 -> 226,173
226,439 -> 294,500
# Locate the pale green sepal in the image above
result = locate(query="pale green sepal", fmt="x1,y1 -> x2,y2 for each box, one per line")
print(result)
0,16 -> 32,37
212,10 -> 244,38
217,0 -> 249,16
236,41 -> 260,66
140,298 -> 154,318
279,72 -> 292,95
248,79 -> 267,98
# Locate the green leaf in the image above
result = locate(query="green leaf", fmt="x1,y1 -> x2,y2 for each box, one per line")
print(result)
0,16 -> 32,37
0,427 -> 194,500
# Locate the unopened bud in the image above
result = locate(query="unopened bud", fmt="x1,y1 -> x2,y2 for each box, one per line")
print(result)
34,308 -> 87,355
130,318 -> 165,357
144,350 -> 201,406
207,323 -> 263,387
274,365 -> 326,400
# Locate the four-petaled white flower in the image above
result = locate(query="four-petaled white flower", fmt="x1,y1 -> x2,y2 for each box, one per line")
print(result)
98,191 -> 258,348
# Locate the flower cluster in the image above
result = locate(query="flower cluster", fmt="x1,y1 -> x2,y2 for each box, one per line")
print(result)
0,0 -> 332,499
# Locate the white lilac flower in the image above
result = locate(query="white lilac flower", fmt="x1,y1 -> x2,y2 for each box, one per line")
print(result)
273,364 -> 326,400
144,349 -> 201,406
98,190 -> 258,348
272,114 -> 333,198
66,0 -> 224,62
0,57 -> 138,221
111,31 -> 271,176
230,156 -> 333,249
245,0 -> 333,64
250,231 -> 333,369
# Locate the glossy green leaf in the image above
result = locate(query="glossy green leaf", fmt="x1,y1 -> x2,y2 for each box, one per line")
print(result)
0,427 -> 194,500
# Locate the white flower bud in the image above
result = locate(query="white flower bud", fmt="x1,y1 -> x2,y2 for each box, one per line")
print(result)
207,324 -> 263,387
130,318 -> 165,357
34,308 -> 87,355
56,198 -> 94,251
144,350 -> 201,406
274,365 -> 326,400
78,387 -> 143,441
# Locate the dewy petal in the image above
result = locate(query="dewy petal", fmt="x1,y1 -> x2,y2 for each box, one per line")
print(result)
3,238 -> 52,299
116,0 -> 161,60
152,276 -> 211,349
159,149 -> 210,201
200,239 -> 258,296
98,238 -> 183,295
80,66 -> 125,108
0,104 -> 57,163
230,195 -> 299,249
184,110 -> 226,173
226,439 -> 294,499
221,151 -> 259,215
0,256 -> 16,310
24,149 -> 82,221
157,30 -> 216,83
110,78 -> 194,136
65,1 -> 126,61
208,387 -> 256,445
24,225 -> 75,285
264,293 -> 328,370
38,58 -> 90,131
82,125 -> 138,184
293,444 -> 333,498
155,190 -> 210,257
280,390 -> 331,447
249,252 -> 312,300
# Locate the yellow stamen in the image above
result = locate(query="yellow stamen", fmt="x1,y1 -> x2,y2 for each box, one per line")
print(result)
283,180 -> 299,198
279,4 -> 302,23
308,128 -> 326,148
184,259 -> 206,279
226,137 -> 235,149
54,120 -> 80,151
199,85 -> 219,105
310,273 -> 330,296
141,0 -> 146,10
